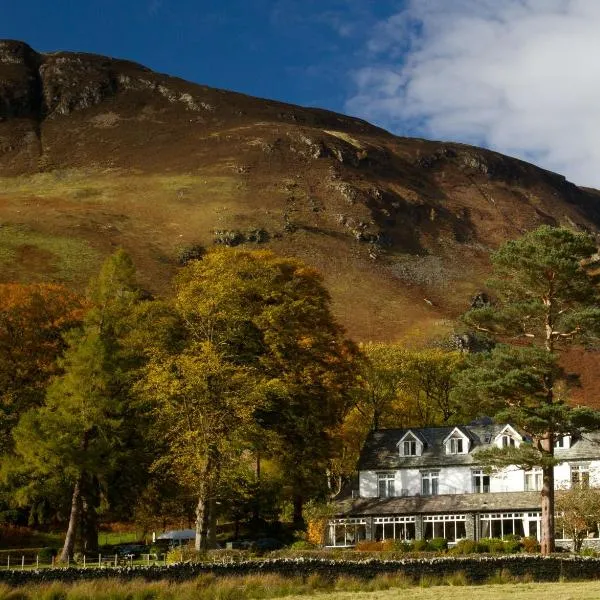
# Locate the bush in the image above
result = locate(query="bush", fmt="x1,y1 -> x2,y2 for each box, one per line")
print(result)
451,539 -> 478,554
412,539 -> 430,552
288,540 -> 317,550
37,547 -> 56,564
522,536 -> 540,554
177,244 -> 205,265
166,545 -> 201,564
478,538 -> 506,553
354,540 -> 394,552
503,538 -> 523,554
428,538 -> 448,552
391,540 -> 412,552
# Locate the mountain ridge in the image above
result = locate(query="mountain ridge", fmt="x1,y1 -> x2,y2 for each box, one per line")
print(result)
0,40 -> 598,404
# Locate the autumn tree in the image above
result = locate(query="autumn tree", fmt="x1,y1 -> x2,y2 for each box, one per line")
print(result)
458,225 -> 600,555
140,248 -> 358,540
556,486 -> 600,552
0,284 -> 83,456
12,250 -> 147,561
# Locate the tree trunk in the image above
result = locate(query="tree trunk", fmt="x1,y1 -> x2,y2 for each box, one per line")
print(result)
207,498 -> 217,549
60,476 -> 83,562
80,492 -> 99,554
540,436 -> 556,556
195,451 -> 218,551
292,494 -> 304,529
195,494 -> 210,552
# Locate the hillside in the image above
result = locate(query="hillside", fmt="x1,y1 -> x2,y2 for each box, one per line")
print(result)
1,39 -> 598,403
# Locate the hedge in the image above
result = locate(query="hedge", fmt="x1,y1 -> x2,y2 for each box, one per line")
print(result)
2,555 -> 600,586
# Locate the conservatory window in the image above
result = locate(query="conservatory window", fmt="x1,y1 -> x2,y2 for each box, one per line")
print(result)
423,514 -> 467,542
480,512 -> 526,539
327,518 -> 367,547
374,516 -> 416,541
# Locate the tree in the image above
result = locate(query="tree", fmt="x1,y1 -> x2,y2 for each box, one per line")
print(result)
458,225 -> 600,555
0,283 -> 83,456
12,250 -> 146,561
141,341 -> 257,551
140,248 -> 358,537
556,486 -> 600,553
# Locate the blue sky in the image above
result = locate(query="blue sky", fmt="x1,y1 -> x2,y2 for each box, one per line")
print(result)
3,0 -> 600,187
0,1 -> 401,113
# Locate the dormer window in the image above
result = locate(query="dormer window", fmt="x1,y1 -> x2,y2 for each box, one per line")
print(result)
403,439 -> 417,456
554,435 -> 571,449
443,427 -> 469,455
494,425 -> 522,449
397,431 -> 423,457
501,435 -> 516,448
448,437 -> 464,454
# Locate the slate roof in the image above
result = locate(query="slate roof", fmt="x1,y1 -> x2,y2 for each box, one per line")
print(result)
358,425 -> 600,470
334,491 -> 542,517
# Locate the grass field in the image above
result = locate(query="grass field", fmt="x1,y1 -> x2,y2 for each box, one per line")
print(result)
1,578 -> 599,600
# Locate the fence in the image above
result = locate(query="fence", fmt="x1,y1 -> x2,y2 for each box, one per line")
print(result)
1,552 -> 168,570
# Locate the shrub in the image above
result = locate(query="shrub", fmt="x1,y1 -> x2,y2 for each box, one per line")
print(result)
177,244 -> 205,265
37,547 -> 56,564
288,540 -> 317,550
451,539 -> 478,554
391,540 -> 412,552
166,546 -> 200,564
503,538 -> 523,554
478,537 -> 506,553
522,536 -> 540,553
428,537 -> 448,552
412,539 -> 430,552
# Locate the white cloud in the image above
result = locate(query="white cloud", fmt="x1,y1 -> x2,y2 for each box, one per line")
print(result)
345,0 -> 600,187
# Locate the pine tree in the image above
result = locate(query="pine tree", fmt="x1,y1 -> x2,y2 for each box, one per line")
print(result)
458,226 -> 600,555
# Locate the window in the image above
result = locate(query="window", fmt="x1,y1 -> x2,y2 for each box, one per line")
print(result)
423,515 -> 467,542
378,472 -> 396,498
524,468 -> 543,491
421,470 -> 439,495
480,513 -> 526,539
403,439 -> 417,456
327,518 -> 367,547
447,437 -> 464,454
555,436 -> 570,449
374,516 -> 416,541
501,435 -> 516,448
472,469 -> 490,493
571,465 -> 590,489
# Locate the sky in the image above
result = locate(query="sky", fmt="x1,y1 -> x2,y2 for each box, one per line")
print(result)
2,0 -> 600,187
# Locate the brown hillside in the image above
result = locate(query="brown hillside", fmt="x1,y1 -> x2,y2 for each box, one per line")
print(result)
0,40 -> 598,403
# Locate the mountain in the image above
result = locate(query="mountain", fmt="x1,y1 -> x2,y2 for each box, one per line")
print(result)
1,40 -> 598,403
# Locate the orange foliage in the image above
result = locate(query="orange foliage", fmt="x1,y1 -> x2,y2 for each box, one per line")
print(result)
0,283 -> 85,421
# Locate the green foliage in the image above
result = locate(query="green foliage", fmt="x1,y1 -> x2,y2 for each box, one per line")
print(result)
428,537 -> 448,552
457,226 -> 600,554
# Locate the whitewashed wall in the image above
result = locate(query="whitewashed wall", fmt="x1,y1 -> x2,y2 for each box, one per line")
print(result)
358,461 -> 600,498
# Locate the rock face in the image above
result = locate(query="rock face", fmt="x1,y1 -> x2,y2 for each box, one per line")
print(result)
0,40 -> 599,406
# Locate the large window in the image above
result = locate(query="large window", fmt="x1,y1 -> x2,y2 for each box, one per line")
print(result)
571,465 -> 590,489
378,472 -> 396,498
480,513 -> 526,538
374,516 -> 416,541
472,469 -> 490,493
327,518 -> 367,547
423,514 -> 467,542
421,471 -> 439,495
525,468 -> 543,491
